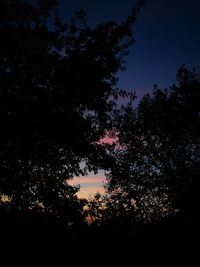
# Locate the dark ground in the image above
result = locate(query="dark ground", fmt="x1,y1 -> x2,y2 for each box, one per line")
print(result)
0,217 -> 199,266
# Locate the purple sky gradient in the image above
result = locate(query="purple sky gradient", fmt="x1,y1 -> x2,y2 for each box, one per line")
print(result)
30,1 -> 200,197
63,0 -> 200,197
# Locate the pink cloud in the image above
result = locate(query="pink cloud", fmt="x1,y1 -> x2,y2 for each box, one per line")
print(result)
96,130 -> 126,151
98,136 -> 117,145
94,130 -> 119,145
68,176 -> 106,186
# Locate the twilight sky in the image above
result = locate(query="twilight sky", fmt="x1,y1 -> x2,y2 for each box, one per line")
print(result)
61,0 -> 200,198
31,0 -> 200,197
59,0 -> 200,97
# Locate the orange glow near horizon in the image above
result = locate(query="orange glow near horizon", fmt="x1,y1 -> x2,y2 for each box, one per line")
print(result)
68,131 -> 119,199
77,186 -> 105,199
68,173 -> 106,199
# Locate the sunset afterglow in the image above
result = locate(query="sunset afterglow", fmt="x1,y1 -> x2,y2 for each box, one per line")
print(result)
69,172 -> 106,199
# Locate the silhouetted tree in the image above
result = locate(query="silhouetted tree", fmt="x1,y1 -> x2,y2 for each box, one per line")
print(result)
106,66 -> 200,223
86,191 -> 139,228
0,0 -> 142,228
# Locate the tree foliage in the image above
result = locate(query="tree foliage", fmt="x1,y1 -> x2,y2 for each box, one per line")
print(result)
0,0 -> 142,227
105,66 -> 200,223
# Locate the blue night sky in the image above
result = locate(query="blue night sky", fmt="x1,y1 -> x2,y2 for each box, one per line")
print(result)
59,0 -> 200,99
59,0 -> 200,197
